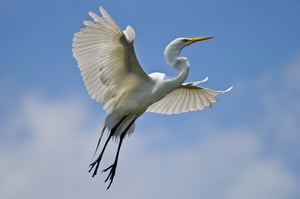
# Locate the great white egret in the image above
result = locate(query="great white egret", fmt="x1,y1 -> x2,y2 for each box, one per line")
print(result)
72,6 -> 232,189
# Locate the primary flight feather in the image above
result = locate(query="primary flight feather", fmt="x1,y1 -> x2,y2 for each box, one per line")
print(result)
72,6 -> 232,189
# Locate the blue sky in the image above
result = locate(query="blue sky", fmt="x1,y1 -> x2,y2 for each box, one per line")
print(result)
1,0 -> 300,198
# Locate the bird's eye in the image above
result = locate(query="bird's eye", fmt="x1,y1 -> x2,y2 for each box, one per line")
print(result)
182,39 -> 189,42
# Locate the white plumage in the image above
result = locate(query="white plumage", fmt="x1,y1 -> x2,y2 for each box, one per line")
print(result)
147,79 -> 232,114
72,6 -> 232,189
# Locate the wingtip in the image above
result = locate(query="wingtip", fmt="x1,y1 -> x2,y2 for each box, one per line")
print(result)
220,86 -> 233,94
202,76 -> 209,83
99,6 -> 106,16
193,76 -> 209,85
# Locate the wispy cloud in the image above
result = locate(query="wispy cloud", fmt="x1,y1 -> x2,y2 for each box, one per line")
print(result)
1,54 -> 300,198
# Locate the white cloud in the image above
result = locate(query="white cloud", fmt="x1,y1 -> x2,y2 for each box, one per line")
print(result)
226,159 -> 298,199
282,52 -> 300,93
0,86 -> 299,199
0,93 -> 100,199
1,53 -> 300,199
257,53 -> 300,147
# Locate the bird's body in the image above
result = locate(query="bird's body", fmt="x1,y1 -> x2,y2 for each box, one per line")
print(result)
72,6 -> 232,189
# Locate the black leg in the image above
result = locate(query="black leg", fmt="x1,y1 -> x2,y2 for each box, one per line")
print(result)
102,132 -> 126,189
89,131 -> 113,177
102,119 -> 136,189
89,116 -> 126,177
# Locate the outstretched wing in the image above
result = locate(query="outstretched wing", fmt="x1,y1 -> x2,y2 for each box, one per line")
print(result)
72,7 -> 149,103
146,81 -> 233,114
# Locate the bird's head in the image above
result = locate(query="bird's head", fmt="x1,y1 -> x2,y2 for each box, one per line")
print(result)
164,36 -> 214,67
168,36 -> 214,50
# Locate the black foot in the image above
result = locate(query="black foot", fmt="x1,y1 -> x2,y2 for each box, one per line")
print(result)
102,163 -> 117,189
89,159 -> 100,177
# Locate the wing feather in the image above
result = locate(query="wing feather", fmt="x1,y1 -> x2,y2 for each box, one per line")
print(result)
146,83 -> 232,114
72,7 -> 149,103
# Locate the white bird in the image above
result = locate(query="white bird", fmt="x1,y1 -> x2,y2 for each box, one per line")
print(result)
72,6 -> 232,189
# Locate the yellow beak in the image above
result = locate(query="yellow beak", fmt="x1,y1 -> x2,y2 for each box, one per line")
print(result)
187,36 -> 214,43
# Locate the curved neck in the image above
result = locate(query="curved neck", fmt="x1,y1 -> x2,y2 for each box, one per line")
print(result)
163,38 -> 190,90
171,64 -> 190,86
164,44 -> 182,66
162,63 -> 189,92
